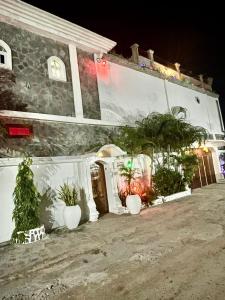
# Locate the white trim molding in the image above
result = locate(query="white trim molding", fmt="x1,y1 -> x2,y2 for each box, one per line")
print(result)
0,0 -> 116,53
0,39 -> 12,70
69,44 -> 83,118
0,110 -> 122,127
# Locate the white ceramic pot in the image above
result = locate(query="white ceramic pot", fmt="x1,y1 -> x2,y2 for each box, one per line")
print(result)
126,195 -> 142,214
63,205 -> 81,230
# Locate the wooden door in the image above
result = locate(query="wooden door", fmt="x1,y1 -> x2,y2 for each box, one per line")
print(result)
191,149 -> 216,189
91,162 -> 109,215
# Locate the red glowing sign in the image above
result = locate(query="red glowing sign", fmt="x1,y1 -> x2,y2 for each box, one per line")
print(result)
7,125 -> 33,137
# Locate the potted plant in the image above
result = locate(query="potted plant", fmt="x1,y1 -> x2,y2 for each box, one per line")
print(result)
120,160 -> 142,214
58,183 -> 81,230
114,126 -> 144,214
12,157 -> 45,244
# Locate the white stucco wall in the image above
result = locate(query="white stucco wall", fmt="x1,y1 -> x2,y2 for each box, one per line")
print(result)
0,157 -> 92,243
206,96 -> 224,134
97,61 -> 223,135
165,81 -> 223,134
97,61 -> 169,124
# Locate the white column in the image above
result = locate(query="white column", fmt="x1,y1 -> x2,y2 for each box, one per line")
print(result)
69,44 -> 84,118
147,49 -> 154,62
130,43 -> 139,64
104,160 -> 122,213
174,62 -> 181,80
84,160 -> 99,221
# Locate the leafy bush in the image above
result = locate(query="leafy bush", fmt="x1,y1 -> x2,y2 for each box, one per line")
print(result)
173,152 -> 199,187
12,157 -> 41,243
153,167 -> 186,197
58,183 -> 79,206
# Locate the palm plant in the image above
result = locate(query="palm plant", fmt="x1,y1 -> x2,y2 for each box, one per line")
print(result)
136,112 -> 207,168
120,163 -> 136,196
58,183 -> 78,206
114,125 -> 142,158
137,112 -> 207,196
114,111 -> 207,198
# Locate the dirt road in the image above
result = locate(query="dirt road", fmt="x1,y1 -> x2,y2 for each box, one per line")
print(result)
1,183 -> 225,299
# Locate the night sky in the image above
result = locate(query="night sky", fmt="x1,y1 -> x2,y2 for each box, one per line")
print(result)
22,0 -> 225,122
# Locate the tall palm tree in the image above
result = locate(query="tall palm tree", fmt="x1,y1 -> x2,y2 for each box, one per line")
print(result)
136,112 -> 207,168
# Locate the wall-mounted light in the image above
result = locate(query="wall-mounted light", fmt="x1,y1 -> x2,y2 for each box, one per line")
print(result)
202,146 -> 209,153
96,53 -> 107,66
96,57 -> 107,66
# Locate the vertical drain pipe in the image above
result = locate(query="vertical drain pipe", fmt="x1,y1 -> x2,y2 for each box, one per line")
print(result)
163,79 -> 171,113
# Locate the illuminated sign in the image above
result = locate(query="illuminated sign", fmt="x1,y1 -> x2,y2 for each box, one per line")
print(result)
6,124 -> 33,137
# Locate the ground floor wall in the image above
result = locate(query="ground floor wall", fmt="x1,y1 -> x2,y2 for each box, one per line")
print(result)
0,153 -> 150,244
0,157 -> 91,243
0,117 -> 119,158
0,117 -> 224,243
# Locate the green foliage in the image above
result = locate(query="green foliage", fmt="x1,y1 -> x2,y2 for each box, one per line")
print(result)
114,125 -> 143,157
114,111 -> 207,198
172,152 -> 199,187
12,157 -> 41,243
153,166 -> 186,197
136,112 -> 207,155
58,183 -> 79,206
120,162 -> 136,195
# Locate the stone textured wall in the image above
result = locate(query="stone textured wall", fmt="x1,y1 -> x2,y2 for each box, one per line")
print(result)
0,22 -> 74,116
0,117 -> 119,158
77,49 -> 101,119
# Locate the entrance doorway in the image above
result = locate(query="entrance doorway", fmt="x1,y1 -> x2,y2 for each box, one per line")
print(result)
91,161 -> 109,216
191,148 -> 216,189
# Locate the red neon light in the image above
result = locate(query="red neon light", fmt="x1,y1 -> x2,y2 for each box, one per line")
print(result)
8,127 -> 31,136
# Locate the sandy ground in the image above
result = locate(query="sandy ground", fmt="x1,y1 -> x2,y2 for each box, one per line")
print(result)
0,183 -> 225,300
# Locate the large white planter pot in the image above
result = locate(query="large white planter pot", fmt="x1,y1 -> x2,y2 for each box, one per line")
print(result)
126,195 -> 142,214
63,205 -> 81,230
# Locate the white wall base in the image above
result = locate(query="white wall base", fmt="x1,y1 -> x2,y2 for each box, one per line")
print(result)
164,189 -> 191,202
154,189 -> 191,206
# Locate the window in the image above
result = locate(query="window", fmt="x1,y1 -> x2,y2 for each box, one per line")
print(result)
47,56 -> 67,82
0,40 -> 12,70
215,134 -> 225,140
0,53 -> 5,64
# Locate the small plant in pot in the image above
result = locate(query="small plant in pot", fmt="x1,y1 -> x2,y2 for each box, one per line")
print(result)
12,157 -> 45,244
120,160 -> 142,214
58,183 -> 81,230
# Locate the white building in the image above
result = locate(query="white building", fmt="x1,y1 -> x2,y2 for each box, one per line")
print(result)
0,0 -> 224,243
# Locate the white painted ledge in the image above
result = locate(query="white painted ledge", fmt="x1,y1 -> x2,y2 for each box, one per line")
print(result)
0,110 -> 122,127
164,189 -> 191,202
154,189 -> 191,205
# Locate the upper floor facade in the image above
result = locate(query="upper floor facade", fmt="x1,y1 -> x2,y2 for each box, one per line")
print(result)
0,0 -> 224,153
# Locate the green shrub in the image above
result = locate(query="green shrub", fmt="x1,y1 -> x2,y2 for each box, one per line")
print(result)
153,167 -> 186,197
171,152 -> 199,187
12,157 -> 41,243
